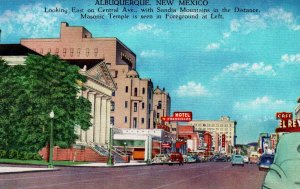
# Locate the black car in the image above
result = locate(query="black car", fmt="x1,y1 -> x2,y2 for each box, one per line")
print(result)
214,156 -> 227,162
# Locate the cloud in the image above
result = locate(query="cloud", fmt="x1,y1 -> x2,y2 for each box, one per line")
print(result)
0,3 -> 74,38
233,96 -> 293,121
176,81 -> 211,97
208,8 -> 300,51
205,43 -> 220,51
130,23 -> 168,36
140,50 -> 164,58
280,54 -> 300,65
222,62 -> 276,76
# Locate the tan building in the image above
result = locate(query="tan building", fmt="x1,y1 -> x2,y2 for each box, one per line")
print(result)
189,116 -> 237,150
153,86 -> 171,128
19,22 -> 156,130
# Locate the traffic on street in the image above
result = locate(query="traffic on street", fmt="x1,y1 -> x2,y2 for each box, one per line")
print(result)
0,162 -> 266,189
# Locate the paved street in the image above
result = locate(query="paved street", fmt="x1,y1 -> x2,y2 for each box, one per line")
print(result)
0,162 -> 266,189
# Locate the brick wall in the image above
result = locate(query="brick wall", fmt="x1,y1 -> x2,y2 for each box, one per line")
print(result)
39,146 -> 108,163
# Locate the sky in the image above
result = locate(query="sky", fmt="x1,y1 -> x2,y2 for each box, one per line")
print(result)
0,0 -> 300,144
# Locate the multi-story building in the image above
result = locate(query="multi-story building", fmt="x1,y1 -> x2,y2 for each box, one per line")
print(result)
152,86 -> 171,128
19,22 -> 156,130
189,116 -> 237,150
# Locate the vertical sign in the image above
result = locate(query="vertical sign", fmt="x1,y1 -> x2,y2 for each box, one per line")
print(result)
221,134 -> 225,148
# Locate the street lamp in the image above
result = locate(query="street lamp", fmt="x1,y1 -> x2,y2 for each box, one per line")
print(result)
48,110 -> 54,168
123,142 -> 127,154
107,124 -> 114,166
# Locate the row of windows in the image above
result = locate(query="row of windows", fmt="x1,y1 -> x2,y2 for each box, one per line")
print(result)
125,86 -> 146,96
124,116 -> 145,124
111,101 -> 149,112
34,48 -> 100,57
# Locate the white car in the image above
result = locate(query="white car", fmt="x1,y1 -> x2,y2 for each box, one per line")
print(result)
243,156 -> 249,163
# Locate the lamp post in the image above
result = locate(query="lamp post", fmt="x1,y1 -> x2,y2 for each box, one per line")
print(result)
107,124 -> 114,166
123,142 -> 127,154
48,110 -> 54,168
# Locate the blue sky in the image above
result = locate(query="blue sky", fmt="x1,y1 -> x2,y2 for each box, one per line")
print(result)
0,0 -> 300,144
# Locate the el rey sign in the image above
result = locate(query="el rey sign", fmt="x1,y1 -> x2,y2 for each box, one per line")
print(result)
276,112 -> 300,132
161,111 -> 192,122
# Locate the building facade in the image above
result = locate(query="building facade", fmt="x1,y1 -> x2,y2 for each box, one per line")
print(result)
19,22 -> 157,129
189,116 -> 237,150
153,86 -> 171,128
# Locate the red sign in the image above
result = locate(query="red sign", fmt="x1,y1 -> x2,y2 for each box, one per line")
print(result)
161,111 -> 192,122
161,143 -> 171,148
276,112 -> 300,133
221,134 -> 226,148
276,112 -> 293,120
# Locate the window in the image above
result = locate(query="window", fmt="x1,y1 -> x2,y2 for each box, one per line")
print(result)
133,117 -> 137,128
134,88 -> 138,96
134,103 -> 137,112
142,88 -> 145,94
110,101 -> 115,111
110,117 -> 114,126
157,113 -> 160,119
142,102 -> 145,109
158,101 -> 162,109
125,86 -> 128,93
112,91 -> 115,96
125,101 -> 128,108
125,116 -> 127,123
141,118 -> 144,124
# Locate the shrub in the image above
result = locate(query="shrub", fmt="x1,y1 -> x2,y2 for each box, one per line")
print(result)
8,150 -> 18,159
33,153 -> 43,160
0,150 -> 7,158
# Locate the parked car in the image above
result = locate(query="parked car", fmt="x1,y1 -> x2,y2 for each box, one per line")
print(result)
186,155 -> 196,163
152,154 -> 169,164
168,152 -> 184,165
231,155 -> 244,166
215,156 -> 227,162
262,132 -> 300,189
243,156 -> 249,164
258,154 -> 274,171
249,154 -> 259,164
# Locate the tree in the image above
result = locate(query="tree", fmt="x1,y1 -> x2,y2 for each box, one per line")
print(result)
0,54 -> 92,152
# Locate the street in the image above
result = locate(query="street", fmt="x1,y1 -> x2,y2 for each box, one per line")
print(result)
0,162 -> 266,189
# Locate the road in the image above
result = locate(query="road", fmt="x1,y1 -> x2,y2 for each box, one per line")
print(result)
0,162 -> 266,189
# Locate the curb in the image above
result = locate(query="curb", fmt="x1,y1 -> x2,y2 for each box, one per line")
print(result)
0,168 -> 60,175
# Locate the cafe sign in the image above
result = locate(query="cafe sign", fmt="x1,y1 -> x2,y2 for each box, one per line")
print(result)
276,112 -> 300,132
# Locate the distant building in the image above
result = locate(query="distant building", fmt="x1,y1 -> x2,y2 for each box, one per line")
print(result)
153,86 -> 171,128
295,97 -> 300,119
189,116 -> 237,151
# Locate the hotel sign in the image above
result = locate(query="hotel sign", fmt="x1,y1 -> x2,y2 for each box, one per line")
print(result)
161,111 -> 192,122
275,112 -> 300,132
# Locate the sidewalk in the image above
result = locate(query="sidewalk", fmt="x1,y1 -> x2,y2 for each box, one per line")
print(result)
0,161 -> 148,174
0,166 -> 59,174
75,160 -> 148,167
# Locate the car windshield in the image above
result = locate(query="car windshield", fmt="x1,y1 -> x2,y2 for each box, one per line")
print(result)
234,155 -> 242,158
261,156 -> 274,163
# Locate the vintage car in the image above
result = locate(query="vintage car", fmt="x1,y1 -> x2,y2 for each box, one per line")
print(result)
152,154 -> 169,164
258,154 -> 274,171
167,152 -> 184,165
262,132 -> 300,189
231,154 -> 244,166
